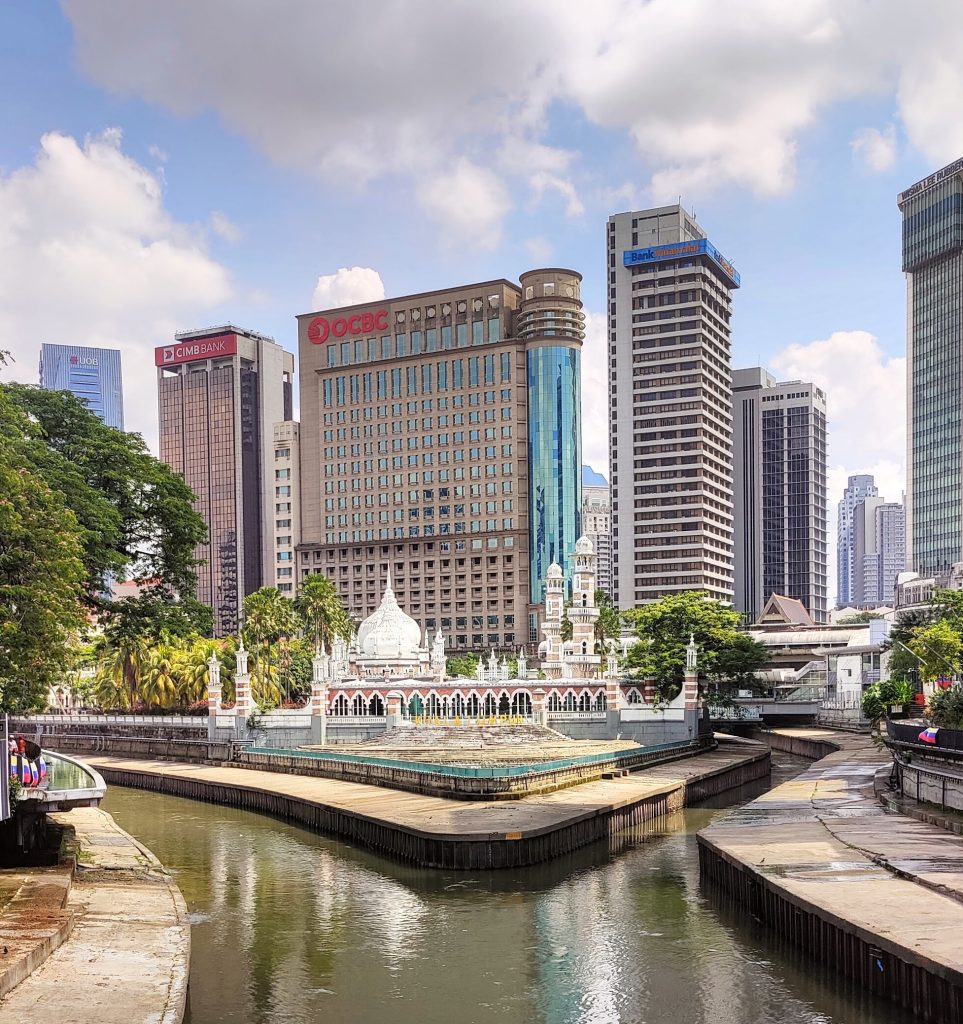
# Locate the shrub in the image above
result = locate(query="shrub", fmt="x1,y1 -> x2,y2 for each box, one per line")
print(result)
928,685 -> 963,729
861,678 -> 914,720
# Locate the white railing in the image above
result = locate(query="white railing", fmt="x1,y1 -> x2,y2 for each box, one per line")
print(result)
547,711 -> 607,720
16,714 -> 202,727
326,716 -> 388,725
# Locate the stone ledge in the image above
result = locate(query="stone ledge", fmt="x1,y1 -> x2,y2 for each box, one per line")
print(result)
0,808 -> 190,1023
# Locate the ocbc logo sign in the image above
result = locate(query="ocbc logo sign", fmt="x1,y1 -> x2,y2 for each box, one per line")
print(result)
307,310 -> 389,344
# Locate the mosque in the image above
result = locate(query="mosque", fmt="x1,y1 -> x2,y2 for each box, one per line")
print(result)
313,536 -> 641,719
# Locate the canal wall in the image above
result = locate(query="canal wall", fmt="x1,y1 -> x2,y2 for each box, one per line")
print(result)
82,742 -> 769,870
698,729 -> 963,1024
0,806 -> 190,1023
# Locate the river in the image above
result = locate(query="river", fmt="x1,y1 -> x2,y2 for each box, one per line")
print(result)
102,753 -> 915,1024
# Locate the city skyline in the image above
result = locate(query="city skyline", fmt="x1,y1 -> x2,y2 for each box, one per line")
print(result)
8,4 -> 963,604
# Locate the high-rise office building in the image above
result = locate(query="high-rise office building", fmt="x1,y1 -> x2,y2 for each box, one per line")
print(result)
581,467 -> 612,598
156,326 -> 295,635
272,421 -> 301,596
899,157 -> 963,576
296,269 -> 584,651
732,368 -> 828,623
836,474 -> 878,607
39,343 -> 124,429
608,205 -> 739,607
852,498 -> 905,607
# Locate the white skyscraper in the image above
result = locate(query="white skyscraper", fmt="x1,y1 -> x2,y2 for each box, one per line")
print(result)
837,474 -> 878,608
608,205 -> 739,608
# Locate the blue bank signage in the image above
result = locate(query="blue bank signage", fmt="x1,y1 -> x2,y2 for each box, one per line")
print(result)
623,238 -> 741,288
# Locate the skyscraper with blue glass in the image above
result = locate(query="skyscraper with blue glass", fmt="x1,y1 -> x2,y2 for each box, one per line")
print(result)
39,343 -> 124,430
518,270 -> 584,605
899,157 -> 963,577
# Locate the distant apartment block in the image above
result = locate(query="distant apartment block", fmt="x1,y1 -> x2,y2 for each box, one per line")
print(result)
836,474 -> 878,608
852,498 -> 905,607
581,466 -> 612,598
39,343 -> 124,430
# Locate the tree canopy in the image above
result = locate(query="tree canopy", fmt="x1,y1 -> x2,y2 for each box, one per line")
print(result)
0,391 -> 87,710
1,384 -> 207,599
622,591 -> 767,699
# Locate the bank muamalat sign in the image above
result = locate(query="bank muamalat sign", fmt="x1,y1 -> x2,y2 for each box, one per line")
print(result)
307,309 -> 389,344
155,334 -> 238,366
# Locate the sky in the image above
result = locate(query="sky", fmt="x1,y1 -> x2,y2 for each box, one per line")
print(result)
2,0 -> 962,602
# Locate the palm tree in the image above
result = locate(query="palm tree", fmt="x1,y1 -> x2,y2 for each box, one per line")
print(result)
243,588 -> 302,703
141,643 -> 181,708
296,574 -> 353,654
180,638 -> 234,705
92,631 -> 149,709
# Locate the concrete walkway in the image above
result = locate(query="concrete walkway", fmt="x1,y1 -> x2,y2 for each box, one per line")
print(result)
82,741 -> 764,843
699,728 -> 963,1014
0,807 -> 190,1024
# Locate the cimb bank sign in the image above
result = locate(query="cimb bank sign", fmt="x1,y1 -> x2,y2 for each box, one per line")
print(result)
154,335 -> 238,367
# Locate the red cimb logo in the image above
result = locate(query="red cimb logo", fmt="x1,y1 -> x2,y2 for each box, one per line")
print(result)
307,310 -> 389,344
70,355 -> 78,364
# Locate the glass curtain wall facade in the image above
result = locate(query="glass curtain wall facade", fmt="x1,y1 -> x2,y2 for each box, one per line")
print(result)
900,159 -> 963,575
526,345 -> 582,602
39,343 -> 124,429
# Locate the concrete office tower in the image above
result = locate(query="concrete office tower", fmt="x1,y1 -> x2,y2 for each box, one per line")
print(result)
899,158 -> 963,575
733,368 -> 828,623
272,421 -> 301,595
296,270 -> 584,652
156,327 -> 295,635
581,468 -> 612,598
852,499 -> 906,607
608,205 -> 739,607
836,474 -> 878,608
39,343 -> 124,429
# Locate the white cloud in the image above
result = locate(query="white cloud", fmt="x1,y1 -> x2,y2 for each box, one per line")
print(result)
64,0 -> 963,228
580,310 -> 609,477
209,210 -> 241,242
310,266 -> 386,311
148,144 -> 169,163
0,129 -> 232,451
418,160 -> 511,249
528,172 -> 585,217
522,236 -> 553,264
770,330 -> 905,606
851,124 -> 898,172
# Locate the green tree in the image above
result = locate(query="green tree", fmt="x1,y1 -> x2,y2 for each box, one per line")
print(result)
0,434 -> 87,711
2,384 -> 207,598
296,574 -> 352,653
909,619 -> 962,684
594,589 -> 622,650
446,653 -> 480,678
623,591 -> 767,700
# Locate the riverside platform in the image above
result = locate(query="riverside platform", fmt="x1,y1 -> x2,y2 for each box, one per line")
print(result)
80,738 -> 769,869
698,727 -> 963,1023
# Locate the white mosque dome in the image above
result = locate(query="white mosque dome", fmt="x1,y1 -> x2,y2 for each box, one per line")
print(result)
356,574 -> 423,658
547,562 -> 564,578
574,535 -> 594,556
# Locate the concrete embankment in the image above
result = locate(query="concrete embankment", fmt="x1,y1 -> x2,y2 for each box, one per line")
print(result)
699,728 -> 963,1023
81,740 -> 768,869
0,807 -> 190,1024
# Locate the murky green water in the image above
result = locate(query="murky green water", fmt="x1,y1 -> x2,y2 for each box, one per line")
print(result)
102,755 -> 915,1024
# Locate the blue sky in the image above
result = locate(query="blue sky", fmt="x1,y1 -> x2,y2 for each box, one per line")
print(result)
2,0 -> 961,537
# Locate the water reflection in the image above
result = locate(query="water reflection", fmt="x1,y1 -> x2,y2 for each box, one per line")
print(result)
101,755 -> 915,1024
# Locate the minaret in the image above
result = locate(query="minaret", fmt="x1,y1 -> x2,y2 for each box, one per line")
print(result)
540,562 -> 565,678
566,536 -> 602,678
